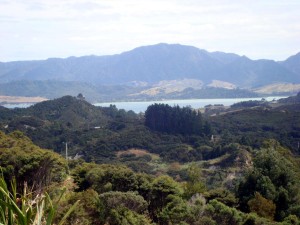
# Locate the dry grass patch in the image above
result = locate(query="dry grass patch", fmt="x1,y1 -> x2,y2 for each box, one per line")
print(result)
116,148 -> 159,159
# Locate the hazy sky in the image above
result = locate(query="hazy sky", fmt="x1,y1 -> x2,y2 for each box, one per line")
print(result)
1,0 -> 299,61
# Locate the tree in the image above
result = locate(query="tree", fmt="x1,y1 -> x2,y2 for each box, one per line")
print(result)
237,140 -> 300,221
247,192 -> 276,220
0,131 -> 67,192
149,175 -> 183,222
158,195 -> 190,224
54,189 -> 100,225
183,164 -> 206,199
205,200 -> 243,225
145,104 -> 207,135
77,93 -> 85,100
108,207 -> 153,225
98,191 -> 150,225
85,165 -> 139,193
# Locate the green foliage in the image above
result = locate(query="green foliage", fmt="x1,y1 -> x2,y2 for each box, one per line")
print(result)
98,191 -> 149,225
2,96 -> 300,224
151,175 -> 183,201
1,96 -> 214,164
248,192 -> 276,220
149,175 -> 183,222
99,191 -> 148,214
145,103 -> 210,136
0,174 -> 79,225
193,216 -> 217,225
0,131 -> 67,192
158,195 -> 191,224
108,207 -> 153,225
28,96 -> 107,126
210,105 -> 300,152
237,141 -> 300,221
205,188 -> 238,207
157,193 -> 204,224
85,164 -> 139,193
231,100 -> 269,109
71,162 -> 98,191
183,164 -> 206,199
55,189 -> 101,225
72,162 -> 154,204
205,199 -> 244,225
282,214 -> 300,225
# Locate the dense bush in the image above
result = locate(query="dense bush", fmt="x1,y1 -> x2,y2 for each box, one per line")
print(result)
237,140 -> 300,221
0,131 -> 67,192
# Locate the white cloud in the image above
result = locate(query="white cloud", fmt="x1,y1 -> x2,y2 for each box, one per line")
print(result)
0,0 -> 299,61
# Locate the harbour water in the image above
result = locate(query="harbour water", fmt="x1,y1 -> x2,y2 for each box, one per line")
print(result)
2,96 -> 287,112
1,103 -> 34,109
94,96 -> 287,113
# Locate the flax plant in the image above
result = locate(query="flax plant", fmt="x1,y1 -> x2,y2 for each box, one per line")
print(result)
0,175 -> 79,225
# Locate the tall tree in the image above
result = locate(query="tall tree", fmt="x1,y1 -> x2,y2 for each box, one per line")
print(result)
145,104 -> 208,136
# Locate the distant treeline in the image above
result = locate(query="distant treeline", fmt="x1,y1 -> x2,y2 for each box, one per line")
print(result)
145,103 -> 211,135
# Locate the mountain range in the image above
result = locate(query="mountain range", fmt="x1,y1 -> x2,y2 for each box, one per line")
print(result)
0,43 -> 300,102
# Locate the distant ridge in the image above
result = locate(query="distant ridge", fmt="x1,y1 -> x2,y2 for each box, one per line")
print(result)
280,52 -> 300,76
0,43 -> 299,88
0,43 -> 299,101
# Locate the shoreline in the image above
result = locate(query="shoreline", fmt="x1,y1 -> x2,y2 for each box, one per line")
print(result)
0,95 -> 48,104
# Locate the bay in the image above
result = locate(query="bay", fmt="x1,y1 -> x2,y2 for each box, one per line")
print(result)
94,96 -> 287,113
2,96 -> 287,111
1,103 -> 35,108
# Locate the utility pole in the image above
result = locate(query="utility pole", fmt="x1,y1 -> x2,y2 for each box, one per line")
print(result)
64,142 -> 69,175
65,142 -> 68,161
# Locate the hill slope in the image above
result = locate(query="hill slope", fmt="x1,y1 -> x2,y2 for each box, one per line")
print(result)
281,52 -> 300,76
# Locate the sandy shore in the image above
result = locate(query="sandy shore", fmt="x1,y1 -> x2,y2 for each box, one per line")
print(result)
0,95 -> 48,104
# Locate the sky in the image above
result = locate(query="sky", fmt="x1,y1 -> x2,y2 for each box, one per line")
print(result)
0,0 -> 300,62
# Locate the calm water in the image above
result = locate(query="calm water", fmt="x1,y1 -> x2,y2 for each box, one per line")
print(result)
1,103 -> 34,108
94,96 -> 287,113
2,96 -> 287,112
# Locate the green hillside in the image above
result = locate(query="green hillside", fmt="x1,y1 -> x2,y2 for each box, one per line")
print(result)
1,95 -> 300,224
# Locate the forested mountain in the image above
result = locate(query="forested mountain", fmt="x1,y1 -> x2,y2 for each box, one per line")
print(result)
0,43 -> 299,89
